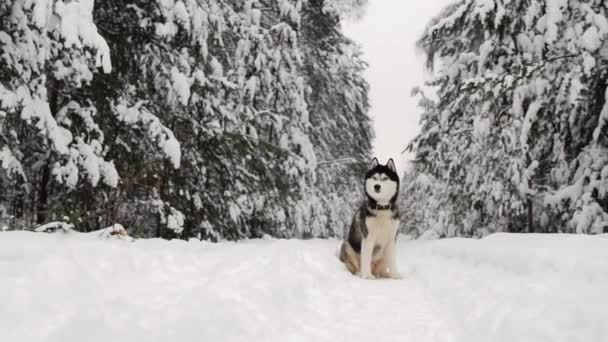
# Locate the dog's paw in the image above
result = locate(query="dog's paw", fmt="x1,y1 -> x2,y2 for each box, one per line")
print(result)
356,272 -> 376,280
389,272 -> 403,280
373,270 -> 391,279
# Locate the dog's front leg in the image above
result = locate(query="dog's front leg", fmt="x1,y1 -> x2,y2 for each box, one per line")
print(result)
385,239 -> 402,279
358,238 -> 375,279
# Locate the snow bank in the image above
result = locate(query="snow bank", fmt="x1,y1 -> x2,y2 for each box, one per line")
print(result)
1,232 -> 607,342
402,233 -> 608,342
0,232 -> 450,342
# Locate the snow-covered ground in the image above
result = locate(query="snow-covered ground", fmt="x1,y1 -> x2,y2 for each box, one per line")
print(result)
1,231 -> 607,342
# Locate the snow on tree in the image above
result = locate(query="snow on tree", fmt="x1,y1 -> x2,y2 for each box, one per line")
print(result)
1,0 -> 374,240
322,0 -> 369,20
296,1 -> 373,238
0,0 -> 121,226
404,0 -> 608,237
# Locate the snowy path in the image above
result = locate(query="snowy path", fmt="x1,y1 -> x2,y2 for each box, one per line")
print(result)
1,232 -> 607,342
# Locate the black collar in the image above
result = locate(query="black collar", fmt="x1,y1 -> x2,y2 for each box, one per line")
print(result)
371,203 -> 392,210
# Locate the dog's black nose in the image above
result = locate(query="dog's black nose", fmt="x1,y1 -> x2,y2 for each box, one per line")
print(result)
374,184 -> 381,191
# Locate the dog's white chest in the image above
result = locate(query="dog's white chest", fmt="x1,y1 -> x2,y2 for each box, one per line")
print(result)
365,211 -> 398,244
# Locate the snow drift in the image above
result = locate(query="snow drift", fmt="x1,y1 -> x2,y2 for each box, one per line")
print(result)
1,231 -> 606,342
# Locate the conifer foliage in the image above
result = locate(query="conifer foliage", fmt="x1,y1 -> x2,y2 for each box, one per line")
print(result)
403,0 -> 608,237
0,0 -> 372,240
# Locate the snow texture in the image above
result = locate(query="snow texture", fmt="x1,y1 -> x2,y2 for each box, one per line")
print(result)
166,207 -> 185,234
115,101 -> 181,169
53,0 -> 112,73
544,0 -> 567,44
1,232 -> 607,342
170,66 -> 191,106
0,147 -> 25,180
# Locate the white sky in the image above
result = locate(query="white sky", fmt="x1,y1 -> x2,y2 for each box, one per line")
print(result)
342,0 -> 451,174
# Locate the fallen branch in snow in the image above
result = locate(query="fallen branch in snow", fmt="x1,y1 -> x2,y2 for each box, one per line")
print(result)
34,222 -> 76,234
32,222 -> 132,241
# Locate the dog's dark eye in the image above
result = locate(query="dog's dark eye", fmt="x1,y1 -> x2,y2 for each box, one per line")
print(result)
381,176 -> 388,181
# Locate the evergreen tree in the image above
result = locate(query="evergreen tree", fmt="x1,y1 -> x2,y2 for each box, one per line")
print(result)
0,0 -> 117,228
1,0 -> 374,240
295,0 -> 373,238
405,0 -> 608,237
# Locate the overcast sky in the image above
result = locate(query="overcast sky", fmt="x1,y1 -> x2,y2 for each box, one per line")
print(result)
342,0 -> 450,174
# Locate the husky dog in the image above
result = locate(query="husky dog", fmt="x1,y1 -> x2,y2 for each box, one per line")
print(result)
339,158 -> 401,279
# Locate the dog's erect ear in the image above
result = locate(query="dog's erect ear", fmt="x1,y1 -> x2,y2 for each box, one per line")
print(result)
369,157 -> 379,169
387,158 -> 397,172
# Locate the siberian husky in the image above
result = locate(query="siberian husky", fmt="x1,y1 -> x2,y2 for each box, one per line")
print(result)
339,158 -> 401,279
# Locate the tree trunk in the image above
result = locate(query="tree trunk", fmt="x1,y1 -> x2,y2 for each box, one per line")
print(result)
156,212 -> 162,238
37,85 -> 58,224
527,197 -> 533,233
36,166 -> 50,224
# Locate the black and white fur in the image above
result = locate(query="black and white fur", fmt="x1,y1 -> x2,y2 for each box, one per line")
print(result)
339,158 -> 401,279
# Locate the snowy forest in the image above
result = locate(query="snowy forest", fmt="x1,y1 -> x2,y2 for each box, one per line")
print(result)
0,0 -> 373,240
401,0 -> 608,238
2,0 -> 608,241
3,2 -> 608,341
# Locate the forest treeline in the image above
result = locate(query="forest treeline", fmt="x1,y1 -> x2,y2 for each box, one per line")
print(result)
401,0 -> 608,237
0,0 -> 373,240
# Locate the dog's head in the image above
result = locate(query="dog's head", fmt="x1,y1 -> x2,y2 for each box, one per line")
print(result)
365,158 -> 399,205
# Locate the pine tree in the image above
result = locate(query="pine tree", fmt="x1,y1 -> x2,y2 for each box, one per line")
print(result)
406,0 -> 608,237
295,0 -> 373,238
0,0 -> 116,228
1,0 -> 374,240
